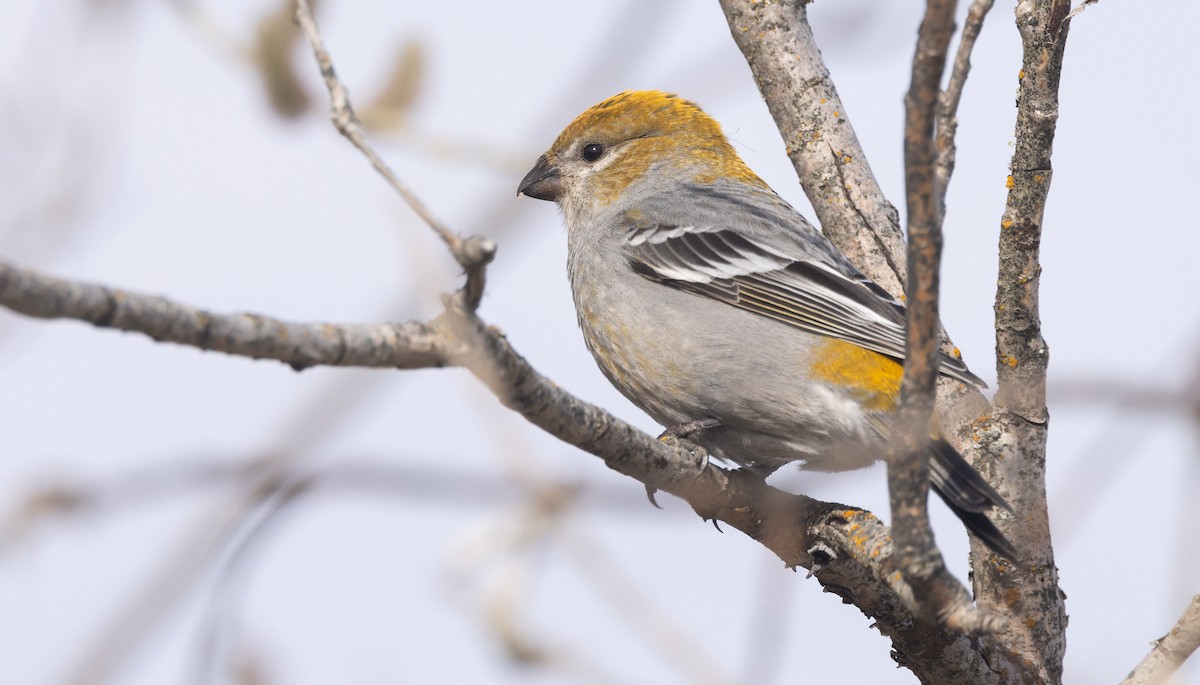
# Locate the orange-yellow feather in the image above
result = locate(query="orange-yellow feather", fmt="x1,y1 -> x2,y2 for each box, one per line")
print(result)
552,91 -> 768,205
807,340 -> 903,412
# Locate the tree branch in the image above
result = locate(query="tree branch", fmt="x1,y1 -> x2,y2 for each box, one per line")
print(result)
1121,595 -> 1200,685
935,0 -> 996,213
898,0 -> 956,530
972,1 -> 1074,682
717,0 -> 907,299
889,0 -> 994,635
0,259 -> 448,370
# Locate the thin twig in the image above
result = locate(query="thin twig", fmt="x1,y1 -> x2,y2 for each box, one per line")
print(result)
291,0 -> 496,308
935,0 -> 996,211
1121,595 -> 1200,685
192,477 -> 312,685
563,532 -> 733,685
58,476 -> 294,685
292,0 -> 457,254
1063,0 -> 1099,24
1050,379 -> 1199,416
1,456 -> 674,549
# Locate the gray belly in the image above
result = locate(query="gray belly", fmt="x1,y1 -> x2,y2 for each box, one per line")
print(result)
570,255 -> 883,473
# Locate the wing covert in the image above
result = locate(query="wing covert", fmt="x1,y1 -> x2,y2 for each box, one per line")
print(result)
623,221 -> 983,388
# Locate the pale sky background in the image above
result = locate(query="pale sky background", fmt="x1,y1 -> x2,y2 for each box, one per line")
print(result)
1,1 -> 1199,684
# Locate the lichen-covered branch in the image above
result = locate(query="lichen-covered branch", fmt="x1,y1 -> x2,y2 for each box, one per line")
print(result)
971,1 -> 1073,682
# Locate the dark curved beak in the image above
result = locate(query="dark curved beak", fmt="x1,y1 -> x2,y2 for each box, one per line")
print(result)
517,154 -> 563,202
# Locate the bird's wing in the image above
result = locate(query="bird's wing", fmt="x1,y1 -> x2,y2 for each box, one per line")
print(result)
621,210 -> 983,388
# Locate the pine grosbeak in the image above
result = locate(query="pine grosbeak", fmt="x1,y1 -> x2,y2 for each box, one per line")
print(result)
519,90 -> 1013,558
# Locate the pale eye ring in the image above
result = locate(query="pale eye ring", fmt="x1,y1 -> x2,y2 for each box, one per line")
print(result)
581,143 -> 605,162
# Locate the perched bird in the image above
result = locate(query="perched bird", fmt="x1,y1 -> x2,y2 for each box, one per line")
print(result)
518,90 -> 1014,559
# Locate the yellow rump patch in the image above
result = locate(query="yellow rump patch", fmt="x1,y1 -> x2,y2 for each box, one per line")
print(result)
807,340 -> 903,412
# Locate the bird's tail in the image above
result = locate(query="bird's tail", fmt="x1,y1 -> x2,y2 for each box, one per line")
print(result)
928,438 -> 1017,561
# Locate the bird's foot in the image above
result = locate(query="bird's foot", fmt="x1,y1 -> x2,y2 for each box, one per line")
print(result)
659,418 -> 721,440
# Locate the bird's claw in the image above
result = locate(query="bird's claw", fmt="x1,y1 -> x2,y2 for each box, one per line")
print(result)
644,485 -> 662,509
659,418 -> 721,440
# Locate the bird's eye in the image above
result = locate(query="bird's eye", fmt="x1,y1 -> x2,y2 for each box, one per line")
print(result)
581,143 -> 605,162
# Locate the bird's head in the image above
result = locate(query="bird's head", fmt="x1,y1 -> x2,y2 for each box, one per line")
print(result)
518,90 -> 767,219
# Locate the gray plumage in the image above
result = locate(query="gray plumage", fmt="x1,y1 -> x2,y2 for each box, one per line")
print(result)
518,90 -> 1015,559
